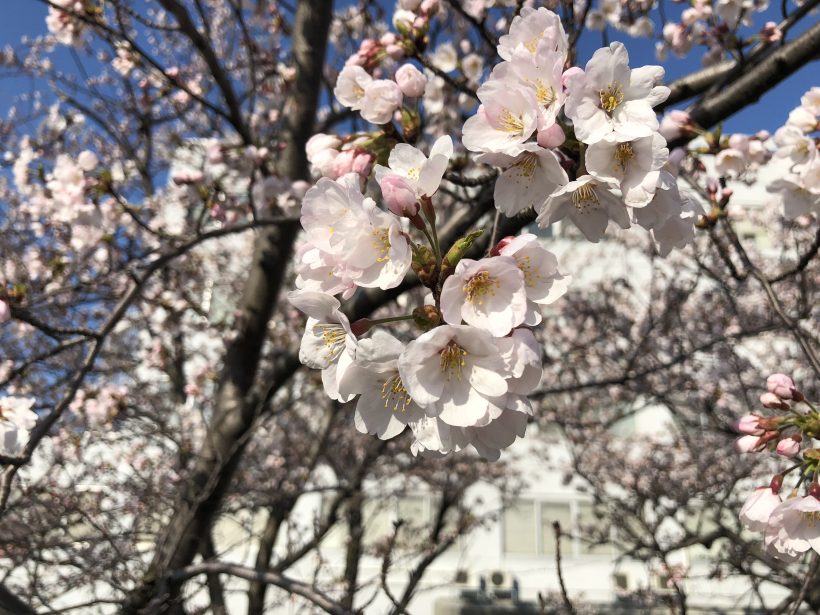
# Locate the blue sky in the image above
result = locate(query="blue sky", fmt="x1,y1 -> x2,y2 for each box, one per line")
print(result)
0,1 -> 815,134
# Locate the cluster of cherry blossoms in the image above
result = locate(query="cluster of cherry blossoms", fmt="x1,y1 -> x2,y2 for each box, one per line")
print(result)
768,88 -> 820,218
736,374 -> 820,561
462,8 -> 701,252
289,6 -> 711,459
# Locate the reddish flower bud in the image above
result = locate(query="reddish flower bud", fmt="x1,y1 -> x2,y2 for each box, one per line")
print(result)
767,373 -> 803,401
770,474 -> 784,494
760,392 -> 790,410
735,414 -> 763,435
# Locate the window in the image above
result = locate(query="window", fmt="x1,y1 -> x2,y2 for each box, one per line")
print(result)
503,499 -> 613,557
503,500 -> 538,555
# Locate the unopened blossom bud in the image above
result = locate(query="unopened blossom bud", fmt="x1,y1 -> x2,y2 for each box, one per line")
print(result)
77,150 -> 98,171
707,177 -> 718,194
721,187 -> 733,199
351,151 -> 374,178
736,414 -> 763,435
490,236 -> 516,257
395,64 -> 426,98
659,110 -> 694,141
305,133 -> 341,160
381,175 -> 419,217
770,474 -> 784,494
561,66 -> 584,91
735,434 -> 761,453
0,300 -> 10,323
760,21 -> 781,43
767,373 -> 804,401
537,123 -> 565,148
386,44 -> 405,60
331,150 -> 357,178
755,130 -> 770,141
760,392 -> 790,410
811,482 -> 820,500
776,436 -> 801,458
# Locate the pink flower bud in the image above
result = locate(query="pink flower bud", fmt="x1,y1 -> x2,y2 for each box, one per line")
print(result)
761,21 -> 781,43
767,373 -> 802,401
734,435 -> 761,453
659,110 -> 693,141
770,474 -> 784,494
331,150 -> 356,178
537,123 -> 565,148
755,130 -> 770,141
381,175 -> 419,217
735,414 -> 763,435
386,44 -> 405,60
395,64 -> 427,98
351,151 -> 374,178
760,392 -> 790,410
776,436 -> 800,458
561,66 -> 584,91
490,236 -> 516,257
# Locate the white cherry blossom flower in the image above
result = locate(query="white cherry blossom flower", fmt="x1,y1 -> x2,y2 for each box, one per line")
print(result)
0,396 -> 38,456
773,126 -> 816,169
585,132 -> 668,206
334,65 -> 373,110
440,256 -> 527,337
360,79 -> 403,125
764,496 -> 820,561
478,145 -> 568,216
374,135 -> 453,199
648,190 -> 702,256
497,7 -> 568,61
564,42 -> 670,144
300,174 -> 369,256
287,290 -> 357,402
346,201 -> 412,289
740,487 -> 782,532
767,174 -> 820,218
497,233 -> 571,325
536,175 -> 630,242
491,46 -> 566,131
398,325 -> 510,428
294,245 -> 357,300
338,331 -> 425,440
462,81 -> 539,156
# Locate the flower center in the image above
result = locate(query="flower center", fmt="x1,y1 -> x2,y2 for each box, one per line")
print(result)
516,254 -> 540,288
524,37 -> 541,54
463,271 -> 500,305
406,167 -> 420,180
599,83 -> 624,114
530,79 -> 555,107
439,341 -> 468,382
499,109 -> 525,134
381,372 -> 412,412
313,323 -> 346,361
614,142 -> 634,171
371,228 -> 391,263
571,183 -> 600,211
800,511 -> 820,526
514,152 -> 538,179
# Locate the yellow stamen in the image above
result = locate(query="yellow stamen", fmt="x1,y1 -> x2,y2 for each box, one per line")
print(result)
614,142 -> 634,172
371,228 -> 391,263
463,271 -> 500,306
514,152 -> 538,179
439,341 -> 468,382
571,183 -> 599,211
381,373 -> 412,412
599,83 -> 624,114
499,110 -> 525,134
313,323 -> 346,361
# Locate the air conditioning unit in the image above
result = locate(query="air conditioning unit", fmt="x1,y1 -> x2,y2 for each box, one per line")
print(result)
488,570 -> 514,589
453,569 -> 471,585
650,573 -> 676,594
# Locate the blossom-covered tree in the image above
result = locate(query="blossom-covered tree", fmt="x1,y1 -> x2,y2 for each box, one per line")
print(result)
0,0 -> 817,614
